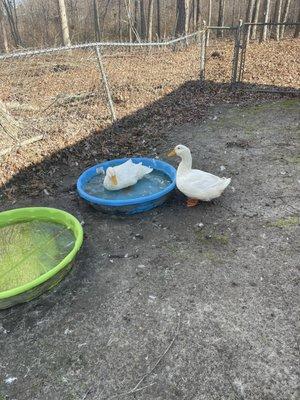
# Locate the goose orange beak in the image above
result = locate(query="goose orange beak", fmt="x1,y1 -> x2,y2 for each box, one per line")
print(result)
167,149 -> 176,157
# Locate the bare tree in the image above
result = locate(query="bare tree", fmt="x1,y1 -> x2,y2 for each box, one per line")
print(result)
196,0 -> 201,28
294,6 -> 300,38
251,0 -> 261,39
156,0 -> 161,39
93,0 -> 100,41
231,0 -> 237,25
260,0 -> 270,41
184,0 -> 190,34
57,0 -> 71,46
274,0 -> 283,40
2,0 -> 22,47
175,0 -> 185,36
133,0 -> 138,38
118,0 -> 122,41
280,0 -> 291,39
147,0 -> 154,41
245,0 -> 255,43
217,0 -> 225,37
0,4 -> 9,52
124,0 -> 138,42
140,0 -> 146,39
206,0 -> 212,44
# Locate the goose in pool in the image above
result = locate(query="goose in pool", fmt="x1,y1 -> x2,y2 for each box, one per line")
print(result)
168,144 -> 231,207
103,159 -> 153,191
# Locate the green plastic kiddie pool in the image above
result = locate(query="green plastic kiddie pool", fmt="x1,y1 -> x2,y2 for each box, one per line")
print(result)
0,207 -> 83,309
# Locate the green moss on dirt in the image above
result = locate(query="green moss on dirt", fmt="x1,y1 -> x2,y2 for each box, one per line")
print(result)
195,230 -> 229,245
210,100 -> 300,136
285,155 -> 300,164
202,251 -> 220,263
248,99 -> 300,113
269,216 -> 299,229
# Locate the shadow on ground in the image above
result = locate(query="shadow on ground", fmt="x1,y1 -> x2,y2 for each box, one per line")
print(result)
0,80 -> 299,200
0,81 -> 299,400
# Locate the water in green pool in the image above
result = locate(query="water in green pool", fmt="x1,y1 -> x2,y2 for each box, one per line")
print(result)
0,220 -> 75,292
84,169 -> 172,200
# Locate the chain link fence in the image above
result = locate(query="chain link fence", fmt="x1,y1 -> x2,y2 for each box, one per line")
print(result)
0,24 -> 299,156
0,33 -> 202,156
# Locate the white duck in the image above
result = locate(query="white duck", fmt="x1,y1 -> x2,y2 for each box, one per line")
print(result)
168,144 -> 231,207
103,159 -> 153,191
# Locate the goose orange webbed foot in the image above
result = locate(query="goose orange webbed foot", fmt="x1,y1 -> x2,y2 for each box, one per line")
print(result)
186,198 -> 199,207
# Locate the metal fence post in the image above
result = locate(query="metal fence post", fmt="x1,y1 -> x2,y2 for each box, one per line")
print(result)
200,21 -> 207,83
94,45 -> 117,122
231,19 -> 243,88
238,23 -> 248,84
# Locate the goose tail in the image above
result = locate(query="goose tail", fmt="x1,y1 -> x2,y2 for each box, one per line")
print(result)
222,177 -> 231,190
136,162 -> 153,178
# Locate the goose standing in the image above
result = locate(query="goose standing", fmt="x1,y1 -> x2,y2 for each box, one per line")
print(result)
168,144 -> 231,207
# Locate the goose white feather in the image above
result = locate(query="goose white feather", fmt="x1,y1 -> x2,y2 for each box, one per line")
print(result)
103,159 -> 153,191
169,144 -> 231,202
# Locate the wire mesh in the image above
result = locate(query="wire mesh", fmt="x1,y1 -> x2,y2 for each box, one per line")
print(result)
0,35 -> 201,155
238,23 -> 300,89
0,26 -> 299,156
204,27 -> 237,84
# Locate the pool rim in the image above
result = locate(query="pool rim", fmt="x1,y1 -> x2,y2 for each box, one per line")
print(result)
77,157 -> 176,207
0,207 -> 83,301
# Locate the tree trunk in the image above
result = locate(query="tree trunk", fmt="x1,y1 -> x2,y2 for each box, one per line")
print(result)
185,0 -> 190,34
260,0 -> 270,41
245,0 -> 255,43
274,0 -> 283,41
58,0 -> 71,46
0,6 -> 9,53
217,0 -> 225,37
231,0 -> 236,25
140,0 -> 146,39
190,0 -> 195,30
280,0 -> 291,38
147,0 -> 154,41
93,0 -> 100,41
175,0 -> 185,36
206,0 -> 212,44
251,0 -> 261,39
245,0 -> 255,22
118,0 -> 122,41
134,0 -> 138,38
294,7 -> 300,38
196,0 -> 201,28
156,0 -> 161,39
124,0 -> 134,42
2,0 -> 22,47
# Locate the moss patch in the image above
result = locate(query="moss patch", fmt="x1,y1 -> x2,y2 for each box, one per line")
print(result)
209,100 -> 300,136
285,155 -> 300,164
202,251 -> 220,263
195,230 -> 229,245
269,216 -> 299,229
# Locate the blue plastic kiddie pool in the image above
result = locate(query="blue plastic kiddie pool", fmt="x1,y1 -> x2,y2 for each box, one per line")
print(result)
77,157 -> 176,215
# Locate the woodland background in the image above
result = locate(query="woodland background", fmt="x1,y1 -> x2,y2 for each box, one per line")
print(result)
0,0 -> 299,51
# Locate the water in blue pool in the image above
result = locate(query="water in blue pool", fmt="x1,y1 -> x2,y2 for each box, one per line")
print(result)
84,169 -> 172,201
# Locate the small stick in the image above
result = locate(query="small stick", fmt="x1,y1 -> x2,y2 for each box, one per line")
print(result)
108,312 -> 181,399
132,314 -> 181,391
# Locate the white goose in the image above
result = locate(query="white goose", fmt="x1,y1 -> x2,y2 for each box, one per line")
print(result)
103,159 -> 153,191
168,144 -> 231,207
